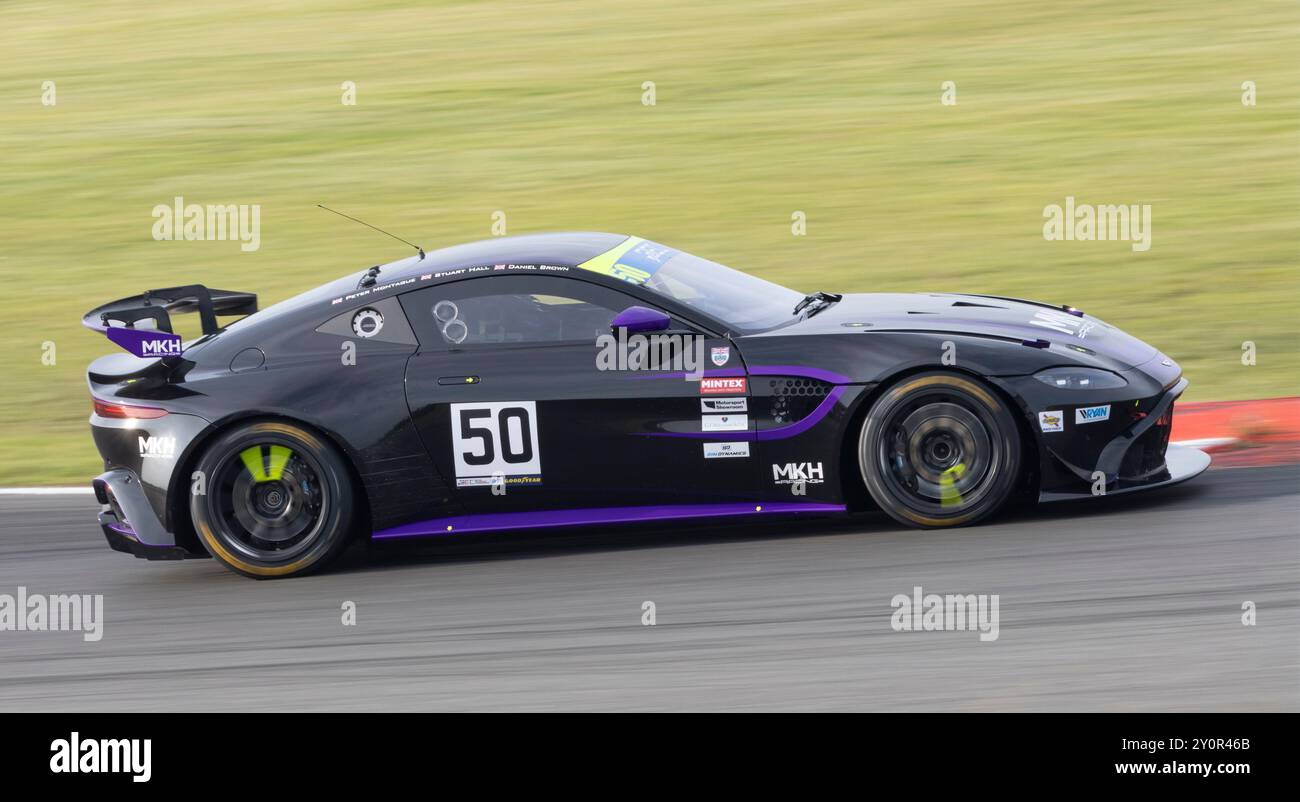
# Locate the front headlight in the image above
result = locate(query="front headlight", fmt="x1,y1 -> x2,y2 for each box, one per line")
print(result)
1032,367 -> 1128,390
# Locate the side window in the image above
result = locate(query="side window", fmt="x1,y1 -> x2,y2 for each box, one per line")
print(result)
400,275 -> 645,348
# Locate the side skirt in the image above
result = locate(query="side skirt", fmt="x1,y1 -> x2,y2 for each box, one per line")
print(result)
372,501 -> 846,540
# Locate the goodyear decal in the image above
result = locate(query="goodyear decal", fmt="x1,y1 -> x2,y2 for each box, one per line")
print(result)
577,236 -> 677,285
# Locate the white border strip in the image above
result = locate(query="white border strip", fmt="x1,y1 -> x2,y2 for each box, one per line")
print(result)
1172,437 -> 1237,451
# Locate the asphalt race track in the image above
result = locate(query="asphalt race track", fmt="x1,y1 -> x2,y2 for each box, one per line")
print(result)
1,464 -> 1296,711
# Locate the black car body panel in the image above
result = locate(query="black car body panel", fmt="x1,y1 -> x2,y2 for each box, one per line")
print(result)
83,232 -> 1209,559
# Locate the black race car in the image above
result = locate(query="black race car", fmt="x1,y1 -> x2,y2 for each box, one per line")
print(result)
84,233 -> 1209,578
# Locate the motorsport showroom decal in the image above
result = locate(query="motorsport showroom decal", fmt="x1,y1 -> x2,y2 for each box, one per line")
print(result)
1038,411 -> 1064,432
702,397 -> 747,413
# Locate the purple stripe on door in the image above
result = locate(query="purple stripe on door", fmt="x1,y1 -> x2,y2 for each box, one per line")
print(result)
372,501 -> 846,540
748,365 -> 853,385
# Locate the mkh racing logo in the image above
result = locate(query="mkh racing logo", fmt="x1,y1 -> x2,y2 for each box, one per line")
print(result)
105,327 -> 184,359
50,732 -> 151,782
772,462 -> 824,485
138,436 -> 176,459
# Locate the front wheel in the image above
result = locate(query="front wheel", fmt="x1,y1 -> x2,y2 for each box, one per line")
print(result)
858,372 -> 1022,528
191,421 -> 356,578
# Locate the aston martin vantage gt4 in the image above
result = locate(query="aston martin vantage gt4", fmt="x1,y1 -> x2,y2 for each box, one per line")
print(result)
84,233 -> 1208,577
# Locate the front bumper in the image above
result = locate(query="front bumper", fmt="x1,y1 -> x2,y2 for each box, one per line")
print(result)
93,469 -> 198,560
1029,377 -> 1210,501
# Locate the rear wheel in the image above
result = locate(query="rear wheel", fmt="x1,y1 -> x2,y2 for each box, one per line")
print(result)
858,372 -> 1021,528
191,421 -> 355,578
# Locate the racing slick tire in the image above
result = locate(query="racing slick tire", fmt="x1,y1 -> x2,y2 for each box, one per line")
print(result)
190,420 -> 356,578
858,371 -> 1022,528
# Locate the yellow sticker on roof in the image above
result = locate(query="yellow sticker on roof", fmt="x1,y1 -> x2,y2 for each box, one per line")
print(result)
577,236 -> 678,285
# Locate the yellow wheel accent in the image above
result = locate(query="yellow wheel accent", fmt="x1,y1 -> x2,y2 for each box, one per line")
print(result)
238,444 -> 293,482
266,445 -> 291,480
939,462 -> 967,508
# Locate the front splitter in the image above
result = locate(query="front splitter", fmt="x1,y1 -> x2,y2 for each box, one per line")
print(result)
1039,443 -> 1211,503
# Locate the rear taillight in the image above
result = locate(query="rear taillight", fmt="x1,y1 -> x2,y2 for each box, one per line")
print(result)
93,398 -> 168,419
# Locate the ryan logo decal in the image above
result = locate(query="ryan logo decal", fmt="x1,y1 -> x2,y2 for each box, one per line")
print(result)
1075,404 -> 1110,424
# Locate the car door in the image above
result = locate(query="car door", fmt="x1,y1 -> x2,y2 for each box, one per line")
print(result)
399,273 -> 759,515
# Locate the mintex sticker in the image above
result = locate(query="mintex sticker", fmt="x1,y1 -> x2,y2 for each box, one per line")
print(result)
1038,411 -> 1064,433
1075,404 -> 1110,424
704,442 -> 750,459
700,377 -> 747,395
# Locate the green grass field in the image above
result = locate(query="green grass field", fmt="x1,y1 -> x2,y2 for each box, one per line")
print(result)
1,0 -> 1297,484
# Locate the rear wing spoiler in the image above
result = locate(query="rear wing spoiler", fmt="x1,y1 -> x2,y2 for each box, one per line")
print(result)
82,285 -> 258,358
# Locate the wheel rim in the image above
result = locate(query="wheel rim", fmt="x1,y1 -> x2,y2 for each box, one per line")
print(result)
209,441 -> 328,562
871,393 -> 1003,516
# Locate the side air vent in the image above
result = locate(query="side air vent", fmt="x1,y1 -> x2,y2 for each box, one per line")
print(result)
767,377 -> 832,424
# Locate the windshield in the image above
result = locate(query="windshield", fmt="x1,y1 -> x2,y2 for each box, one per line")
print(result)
583,238 -> 803,333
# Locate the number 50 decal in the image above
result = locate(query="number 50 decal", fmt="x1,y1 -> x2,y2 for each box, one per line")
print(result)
449,401 -> 542,487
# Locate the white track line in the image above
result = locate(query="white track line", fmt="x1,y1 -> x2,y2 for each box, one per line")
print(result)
1172,437 -> 1238,451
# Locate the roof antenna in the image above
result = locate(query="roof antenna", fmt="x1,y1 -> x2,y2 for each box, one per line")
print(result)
317,204 -> 425,259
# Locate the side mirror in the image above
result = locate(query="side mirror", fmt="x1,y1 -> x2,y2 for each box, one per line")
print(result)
610,305 -> 671,334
